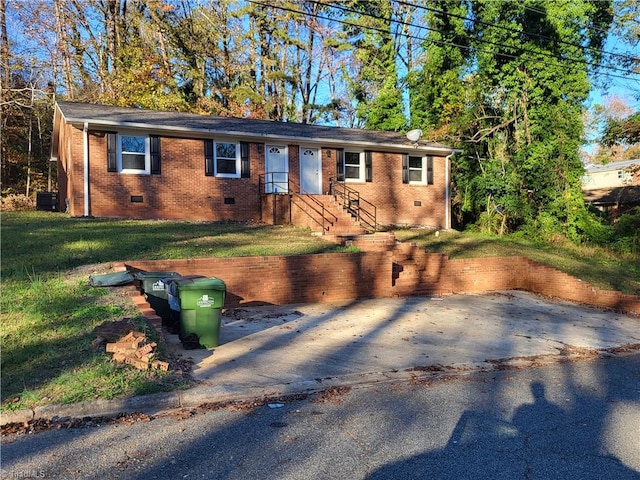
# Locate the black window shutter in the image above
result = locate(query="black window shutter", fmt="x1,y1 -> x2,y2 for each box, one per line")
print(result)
204,139 -> 214,176
107,132 -> 117,172
336,149 -> 345,181
365,150 -> 373,182
427,156 -> 434,185
240,141 -> 250,178
402,154 -> 409,184
150,135 -> 161,174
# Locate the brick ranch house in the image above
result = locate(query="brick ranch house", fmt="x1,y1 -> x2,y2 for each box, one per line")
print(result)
51,101 -> 456,233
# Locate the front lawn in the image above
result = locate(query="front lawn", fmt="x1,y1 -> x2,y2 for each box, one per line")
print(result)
2,211 -> 637,412
1,212 -> 353,412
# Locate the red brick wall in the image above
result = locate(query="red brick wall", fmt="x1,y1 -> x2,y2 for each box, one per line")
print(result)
58,124 -> 86,216
126,251 -> 392,306
83,133 -> 264,221
124,247 -> 640,316
59,123 -> 449,227
347,152 -> 447,228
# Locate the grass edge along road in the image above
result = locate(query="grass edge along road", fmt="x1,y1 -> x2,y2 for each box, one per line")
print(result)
2,211 -> 638,412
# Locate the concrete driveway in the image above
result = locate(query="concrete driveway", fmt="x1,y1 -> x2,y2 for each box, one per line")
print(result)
166,291 -> 639,396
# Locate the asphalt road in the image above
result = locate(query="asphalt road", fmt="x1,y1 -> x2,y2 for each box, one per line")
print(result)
2,354 -> 639,480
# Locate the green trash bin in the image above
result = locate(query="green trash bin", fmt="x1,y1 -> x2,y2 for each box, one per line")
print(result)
177,277 -> 226,348
134,271 -> 180,325
165,275 -> 205,335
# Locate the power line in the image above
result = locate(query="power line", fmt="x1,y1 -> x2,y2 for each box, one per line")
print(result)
248,0 -> 638,82
400,0 -> 639,66
323,0 -> 637,76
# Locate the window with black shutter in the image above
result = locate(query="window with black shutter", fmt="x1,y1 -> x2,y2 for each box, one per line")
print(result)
107,132 -> 117,172
241,141 -> 250,178
336,149 -> 345,181
402,154 -> 409,184
204,139 -> 214,176
204,139 -> 241,177
150,135 -> 161,174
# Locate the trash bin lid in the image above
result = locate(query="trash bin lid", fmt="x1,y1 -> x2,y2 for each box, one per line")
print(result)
176,277 -> 226,291
133,271 -> 180,280
164,275 -> 206,296
89,271 -> 135,287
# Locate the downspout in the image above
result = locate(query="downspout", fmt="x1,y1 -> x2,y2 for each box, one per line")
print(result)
444,150 -> 462,230
83,122 -> 89,217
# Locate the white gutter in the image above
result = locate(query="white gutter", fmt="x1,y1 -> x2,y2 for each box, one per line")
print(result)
445,150 -> 463,230
64,118 -> 454,156
83,122 -> 89,217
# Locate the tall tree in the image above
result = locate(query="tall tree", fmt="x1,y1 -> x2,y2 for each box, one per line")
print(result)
424,0 -> 614,240
340,0 -> 406,130
409,0 -> 469,138
1,1 -> 54,196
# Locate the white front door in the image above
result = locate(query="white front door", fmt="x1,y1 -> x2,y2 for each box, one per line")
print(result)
265,145 -> 288,193
300,147 -> 322,194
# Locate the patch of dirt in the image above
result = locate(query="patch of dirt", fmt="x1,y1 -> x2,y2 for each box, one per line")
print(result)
64,263 -> 118,283
223,307 -> 303,323
408,364 -> 446,372
1,387 -> 352,437
484,343 -> 640,371
605,343 -> 640,354
1,412 -> 152,437
92,318 -> 137,343
310,386 -> 351,404
557,345 -> 600,358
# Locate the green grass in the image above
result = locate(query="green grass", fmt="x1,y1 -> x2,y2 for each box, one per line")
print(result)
1,212 -> 356,279
1,211 -> 355,412
1,211 -> 638,412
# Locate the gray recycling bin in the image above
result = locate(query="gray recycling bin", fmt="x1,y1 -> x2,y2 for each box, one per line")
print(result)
134,271 -> 180,325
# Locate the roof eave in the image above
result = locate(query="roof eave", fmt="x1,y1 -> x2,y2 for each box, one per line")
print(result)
62,116 -> 454,155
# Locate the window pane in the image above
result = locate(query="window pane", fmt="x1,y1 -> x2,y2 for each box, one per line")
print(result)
122,153 -> 146,170
216,142 -> 236,159
409,156 -> 422,169
345,166 -> 360,179
409,169 -> 422,182
121,136 -> 145,153
217,158 -> 237,174
345,152 -> 360,166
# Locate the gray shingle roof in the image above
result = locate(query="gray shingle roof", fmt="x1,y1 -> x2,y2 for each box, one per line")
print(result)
56,101 -> 452,154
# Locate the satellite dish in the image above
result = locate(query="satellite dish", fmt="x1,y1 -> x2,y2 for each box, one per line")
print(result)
406,129 -> 423,143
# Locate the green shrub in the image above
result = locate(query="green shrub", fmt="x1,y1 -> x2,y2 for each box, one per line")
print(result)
611,207 -> 640,254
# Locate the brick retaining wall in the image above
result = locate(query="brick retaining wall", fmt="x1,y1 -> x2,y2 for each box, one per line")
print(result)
123,240 -> 639,317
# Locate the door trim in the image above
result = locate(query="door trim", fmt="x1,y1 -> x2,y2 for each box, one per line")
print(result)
265,144 -> 288,193
299,146 -> 322,194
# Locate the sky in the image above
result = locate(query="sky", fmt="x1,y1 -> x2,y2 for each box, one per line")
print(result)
582,33 -> 640,158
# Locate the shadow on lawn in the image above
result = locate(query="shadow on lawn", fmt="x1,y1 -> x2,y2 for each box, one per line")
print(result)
1,282 -> 177,410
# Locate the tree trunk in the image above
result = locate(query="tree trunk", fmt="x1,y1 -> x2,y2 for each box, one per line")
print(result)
53,0 -> 75,98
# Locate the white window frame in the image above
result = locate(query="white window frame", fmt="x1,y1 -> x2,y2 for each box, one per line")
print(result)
408,155 -> 427,185
214,140 -> 241,178
118,133 -> 150,174
344,151 -> 365,182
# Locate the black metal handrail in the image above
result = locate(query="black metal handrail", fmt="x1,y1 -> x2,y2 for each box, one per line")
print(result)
291,192 -> 338,234
329,178 -> 377,231
289,176 -> 338,234
259,172 -> 290,194
259,173 -> 339,234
